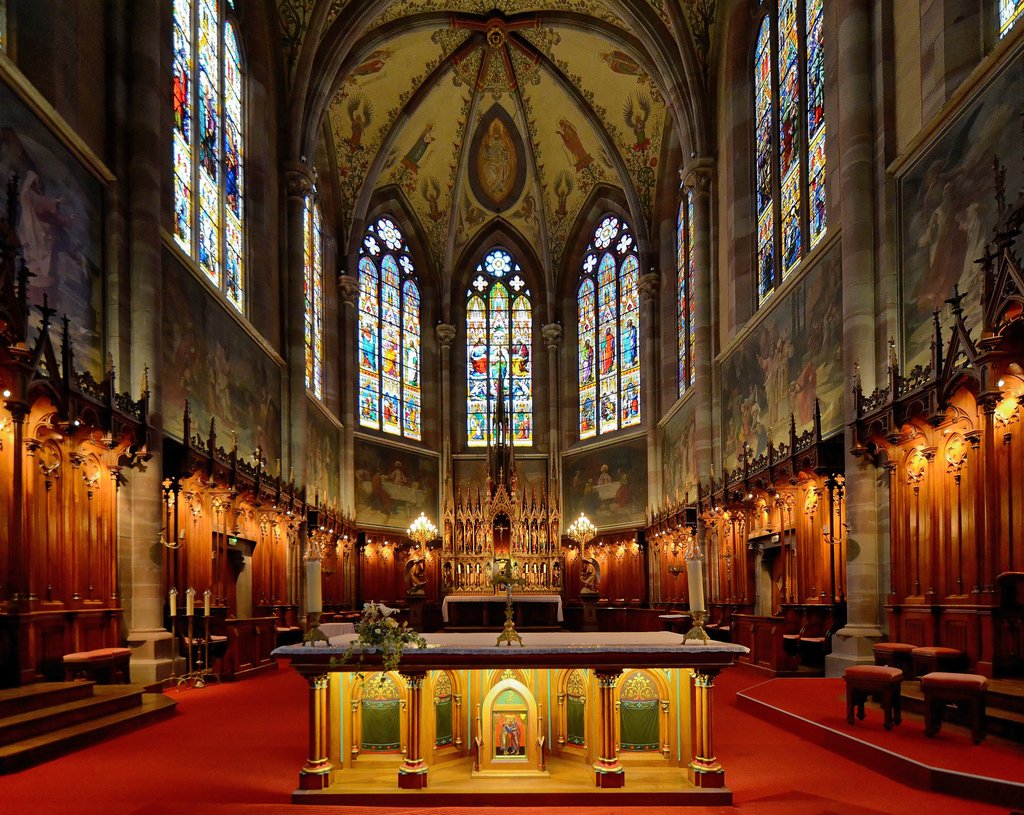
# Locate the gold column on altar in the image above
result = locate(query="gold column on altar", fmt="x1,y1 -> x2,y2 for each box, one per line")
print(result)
688,669 -> 725,788
398,671 -> 429,788
593,669 -> 625,787
298,673 -> 333,789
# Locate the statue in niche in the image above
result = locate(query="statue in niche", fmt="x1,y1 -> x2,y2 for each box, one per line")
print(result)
405,552 -> 427,595
579,553 -> 601,595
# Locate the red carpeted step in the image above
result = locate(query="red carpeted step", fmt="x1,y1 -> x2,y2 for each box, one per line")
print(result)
0,681 -> 97,719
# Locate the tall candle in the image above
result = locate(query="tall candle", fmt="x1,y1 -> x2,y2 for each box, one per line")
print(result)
203,589 -> 211,616
305,559 -> 322,614
686,556 -> 705,613
169,588 -> 177,617
185,587 -> 195,617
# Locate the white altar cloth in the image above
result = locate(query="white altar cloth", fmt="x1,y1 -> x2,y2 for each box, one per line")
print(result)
441,593 -> 563,623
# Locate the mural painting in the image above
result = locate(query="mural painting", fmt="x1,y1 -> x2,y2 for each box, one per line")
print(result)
306,403 -> 341,506
660,397 -> 697,508
0,81 -> 104,375
355,436 -> 439,529
563,437 -> 647,530
162,262 -> 283,464
720,242 -> 842,467
470,104 -> 526,212
900,51 -> 1024,370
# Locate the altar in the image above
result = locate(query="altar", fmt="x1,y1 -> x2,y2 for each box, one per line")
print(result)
441,593 -> 564,627
273,631 -> 747,805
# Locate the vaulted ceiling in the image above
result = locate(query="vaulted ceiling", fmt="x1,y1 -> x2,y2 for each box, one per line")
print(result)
278,0 -> 716,286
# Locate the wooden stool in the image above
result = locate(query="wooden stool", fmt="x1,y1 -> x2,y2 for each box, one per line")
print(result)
910,646 -> 965,678
921,672 -> 988,744
872,642 -> 915,676
843,665 -> 904,730
63,647 -> 132,683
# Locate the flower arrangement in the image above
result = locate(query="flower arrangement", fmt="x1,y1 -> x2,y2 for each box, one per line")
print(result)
340,601 -> 426,674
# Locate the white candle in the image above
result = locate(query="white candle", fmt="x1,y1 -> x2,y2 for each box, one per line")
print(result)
203,589 -> 211,616
169,588 -> 177,617
305,559 -> 322,614
686,557 -> 705,613
185,587 -> 195,617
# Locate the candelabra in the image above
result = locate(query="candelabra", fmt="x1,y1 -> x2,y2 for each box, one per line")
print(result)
566,513 -> 596,549
492,558 -> 527,646
171,588 -> 220,688
407,512 -> 438,546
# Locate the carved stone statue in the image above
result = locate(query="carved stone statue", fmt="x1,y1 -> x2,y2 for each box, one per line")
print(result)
405,553 -> 427,595
579,554 -> 601,595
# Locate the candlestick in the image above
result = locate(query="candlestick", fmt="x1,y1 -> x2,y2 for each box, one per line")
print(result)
185,587 -> 195,617
203,589 -> 211,616
169,587 -> 177,617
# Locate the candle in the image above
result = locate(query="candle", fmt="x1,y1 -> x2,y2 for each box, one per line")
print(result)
169,588 -> 177,617
185,587 -> 195,617
203,589 -> 211,616
305,559 -> 322,614
686,556 -> 705,613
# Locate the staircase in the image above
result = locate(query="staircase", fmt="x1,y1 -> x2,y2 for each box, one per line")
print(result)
0,681 -> 177,773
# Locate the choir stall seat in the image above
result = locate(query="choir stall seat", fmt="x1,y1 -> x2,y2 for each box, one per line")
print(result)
872,642 -> 916,676
920,672 -> 988,744
910,646 -> 966,678
62,647 -> 132,684
843,665 -> 904,730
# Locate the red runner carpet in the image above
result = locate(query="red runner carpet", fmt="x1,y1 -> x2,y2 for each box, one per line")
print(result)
0,665 -> 1013,815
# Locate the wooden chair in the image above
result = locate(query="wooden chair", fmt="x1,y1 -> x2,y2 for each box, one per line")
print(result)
843,665 -> 904,730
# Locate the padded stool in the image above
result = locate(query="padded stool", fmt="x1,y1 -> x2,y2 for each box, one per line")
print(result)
63,647 -> 132,683
921,672 -> 988,743
910,646 -> 966,678
872,642 -> 915,676
843,665 -> 904,730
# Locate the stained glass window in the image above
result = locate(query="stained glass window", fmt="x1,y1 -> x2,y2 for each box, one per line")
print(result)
578,215 -> 640,439
303,194 -> 324,399
172,0 -> 246,311
466,247 -> 532,447
755,0 -> 826,307
0,2 -> 8,51
677,189 -> 697,397
1001,0 -> 1024,37
358,216 -> 420,440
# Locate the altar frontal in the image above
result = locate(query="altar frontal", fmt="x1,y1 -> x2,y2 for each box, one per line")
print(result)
274,632 -> 746,805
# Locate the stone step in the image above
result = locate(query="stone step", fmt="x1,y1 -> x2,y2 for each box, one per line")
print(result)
0,681 -> 96,719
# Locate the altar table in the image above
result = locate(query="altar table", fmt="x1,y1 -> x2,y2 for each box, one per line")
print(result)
441,592 -> 563,624
274,631 -> 747,805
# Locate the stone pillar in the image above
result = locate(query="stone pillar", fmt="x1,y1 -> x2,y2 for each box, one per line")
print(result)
542,322 -> 562,492
688,669 -> 725,788
122,0 -> 172,684
593,669 -> 624,787
338,273 -> 359,536
284,163 -> 315,508
827,0 -> 883,676
299,672 -> 334,789
638,272 -> 660,511
436,323 -> 456,478
398,671 -> 428,788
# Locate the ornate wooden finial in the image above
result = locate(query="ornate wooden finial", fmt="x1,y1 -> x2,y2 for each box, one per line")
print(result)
887,337 -> 898,374
945,283 -> 966,318
141,366 -> 150,398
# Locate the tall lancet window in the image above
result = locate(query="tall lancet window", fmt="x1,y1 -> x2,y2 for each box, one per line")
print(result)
754,0 -> 826,307
1001,0 -> 1024,37
466,247 -> 532,447
172,0 -> 246,311
578,215 -> 640,439
303,193 -> 324,399
677,190 -> 696,397
358,216 -> 421,440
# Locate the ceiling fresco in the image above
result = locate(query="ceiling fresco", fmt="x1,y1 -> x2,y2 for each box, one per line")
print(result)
285,1 -> 700,284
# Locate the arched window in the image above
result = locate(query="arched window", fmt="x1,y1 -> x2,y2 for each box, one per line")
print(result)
754,0 -> 826,307
1001,0 -> 1024,37
172,0 -> 246,311
358,216 -> 421,440
466,247 -> 532,447
578,215 -> 640,439
303,193 -> 323,399
677,190 -> 696,396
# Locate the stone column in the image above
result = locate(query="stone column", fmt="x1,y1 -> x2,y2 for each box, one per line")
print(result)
338,273 -> 359,537
593,669 -> 624,787
398,670 -> 428,788
122,0 -> 172,684
284,163 -> 315,510
688,669 -> 725,788
542,323 -> 562,494
638,273 -> 660,511
827,0 -> 883,676
299,672 -> 334,789
436,323 -> 456,478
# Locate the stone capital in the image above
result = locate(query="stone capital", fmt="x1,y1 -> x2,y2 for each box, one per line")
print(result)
681,158 -> 714,198
638,272 -> 660,301
541,322 -> 562,349
284,161 -> 316,201
337,273 -> 359,306
435,323 -> 457,349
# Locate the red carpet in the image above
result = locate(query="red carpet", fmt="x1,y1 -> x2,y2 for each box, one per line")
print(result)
0,665 -> 1013,815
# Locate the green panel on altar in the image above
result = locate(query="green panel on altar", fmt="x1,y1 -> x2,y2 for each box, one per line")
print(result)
619,700 -> 658,751
567,697 -> 585,745
435,697 -> 453,747
361,700 -> 400,751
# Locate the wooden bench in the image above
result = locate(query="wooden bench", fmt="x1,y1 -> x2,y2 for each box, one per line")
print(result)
62,647 -> 132,684
872,642 -> 916,676
921,672 -> 988,744
843,665 -> 903,730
